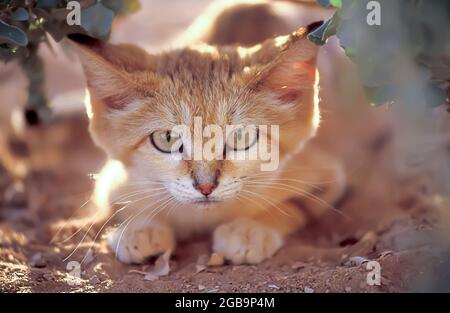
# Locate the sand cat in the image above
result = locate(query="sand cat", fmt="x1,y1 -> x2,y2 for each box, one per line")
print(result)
72,0 -> 346,265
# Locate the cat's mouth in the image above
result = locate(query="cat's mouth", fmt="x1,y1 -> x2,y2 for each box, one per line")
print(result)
192,198 -> 222,205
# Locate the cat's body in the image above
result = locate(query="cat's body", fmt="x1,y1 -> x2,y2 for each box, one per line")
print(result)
74,0 -> 346,265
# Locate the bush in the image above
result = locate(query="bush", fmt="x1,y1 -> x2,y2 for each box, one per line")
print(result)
308,0 -> 450,112
0,0 -> 140,124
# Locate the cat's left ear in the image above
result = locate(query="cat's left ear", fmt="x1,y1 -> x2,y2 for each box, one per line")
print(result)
252,27 -> 319,105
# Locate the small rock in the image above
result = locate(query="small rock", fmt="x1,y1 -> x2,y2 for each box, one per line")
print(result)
346,256 -> 369,267
198,284 -> 206,291
304,287 -> 314,293
207,253 -> 224,266
268,284 -> 280,290
144,273 -> 159,281
291,261 -> 307,270
345,286 -> 352,292
380,250 -> 394,258
29,252 -> 46,268
195,264 -> 206,274
150,250 -> 171,277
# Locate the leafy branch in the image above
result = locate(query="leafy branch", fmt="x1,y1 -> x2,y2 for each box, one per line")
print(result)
308,0 -> 450,112
0,0 -> 140,124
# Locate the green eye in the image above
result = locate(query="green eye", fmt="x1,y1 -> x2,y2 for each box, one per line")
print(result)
150,130 -> 182,153
226,126 -> 258,151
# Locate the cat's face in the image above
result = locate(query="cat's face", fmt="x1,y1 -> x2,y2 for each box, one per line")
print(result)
73,29 -> 319,205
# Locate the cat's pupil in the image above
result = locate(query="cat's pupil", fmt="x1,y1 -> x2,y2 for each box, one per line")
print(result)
165,131 -> 171,142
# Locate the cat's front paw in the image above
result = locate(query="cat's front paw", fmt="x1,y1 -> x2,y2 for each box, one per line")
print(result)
108,222 -> 175,264
212,218 -> 283,265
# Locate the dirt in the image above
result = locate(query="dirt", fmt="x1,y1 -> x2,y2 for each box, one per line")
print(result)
0,112 -> 449,293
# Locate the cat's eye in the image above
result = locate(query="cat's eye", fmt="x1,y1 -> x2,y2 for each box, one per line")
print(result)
226,126 -> 258,151
150,130 -> 183,153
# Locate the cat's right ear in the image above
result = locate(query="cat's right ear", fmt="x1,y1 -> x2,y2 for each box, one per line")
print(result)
69,34 -> 159,110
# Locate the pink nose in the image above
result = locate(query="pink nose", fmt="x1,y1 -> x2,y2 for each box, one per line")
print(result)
196,183 -> 216,196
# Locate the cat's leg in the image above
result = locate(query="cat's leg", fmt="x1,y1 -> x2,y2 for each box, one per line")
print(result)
108,218 -> 175,264
213,146 -> 346,264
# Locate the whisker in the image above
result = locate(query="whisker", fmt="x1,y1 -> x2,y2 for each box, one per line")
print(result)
79,191 -> 168,264
236,193 -> 273,217
239,189 -> 293,217
114,195 -> 172,259
244,182 -> 348,219
243,176 -> 323,191
55,189 -> 167,245
50,198 -> 91,244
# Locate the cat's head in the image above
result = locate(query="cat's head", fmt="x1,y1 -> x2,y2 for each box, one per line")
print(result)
72,28 -> 319,205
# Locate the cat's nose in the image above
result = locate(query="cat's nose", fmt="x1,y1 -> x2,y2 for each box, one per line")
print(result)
194,182 -> 217,196
192,165 -> 221,197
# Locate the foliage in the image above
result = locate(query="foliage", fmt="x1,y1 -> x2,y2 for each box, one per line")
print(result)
308,0 -> 450,112
0,0 -> 140,124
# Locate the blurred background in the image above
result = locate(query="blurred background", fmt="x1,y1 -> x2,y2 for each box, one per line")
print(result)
0,0 -> 449,292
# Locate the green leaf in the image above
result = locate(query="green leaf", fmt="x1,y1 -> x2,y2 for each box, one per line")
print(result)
307,13 -> 339,46
0,19 -> 28,47
344,47 -> 356,59
102,0 -> 141,15
330,0 -> 342,8
81,2 -> 114,38
11,7 -> 29,21
317,0 -> 342,8
36,0 -> 58,10
123,0 -> 141,14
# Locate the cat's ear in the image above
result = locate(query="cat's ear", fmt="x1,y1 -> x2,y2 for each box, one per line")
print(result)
250,27 -> 319,105
69,34 -> 159,110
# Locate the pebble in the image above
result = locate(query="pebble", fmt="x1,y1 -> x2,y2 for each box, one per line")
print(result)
380,250 -> 394,258
198,284 -> 206,291
207,253 -> 224,266
292,261 -> 307,270
195,265 -> 207,274
29,252 -> 46,268
345,286 -> 352,292
304,287 -> 315,293
346,256 -> 369,267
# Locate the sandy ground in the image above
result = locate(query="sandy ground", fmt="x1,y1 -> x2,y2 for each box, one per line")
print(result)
0,113 -> 449,293
1,0 -> 450,293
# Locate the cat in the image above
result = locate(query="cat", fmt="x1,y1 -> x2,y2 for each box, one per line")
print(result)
71,1 -> 346,265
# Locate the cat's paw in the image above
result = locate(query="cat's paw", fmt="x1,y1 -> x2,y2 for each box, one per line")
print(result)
108,222 -> 175,264
212,218 -> 283,265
